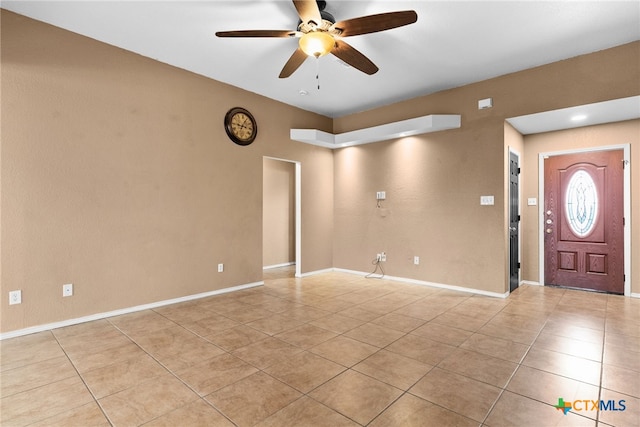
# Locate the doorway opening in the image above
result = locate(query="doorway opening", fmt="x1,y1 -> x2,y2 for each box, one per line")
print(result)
509,149 -> 520,292
538,145 -> 631,295
263,157 -> 301,278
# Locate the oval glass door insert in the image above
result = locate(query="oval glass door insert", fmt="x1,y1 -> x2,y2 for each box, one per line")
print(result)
565,169 -> 598,237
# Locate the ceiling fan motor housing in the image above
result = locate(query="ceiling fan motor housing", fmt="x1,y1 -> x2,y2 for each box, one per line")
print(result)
298,10 -> 335,31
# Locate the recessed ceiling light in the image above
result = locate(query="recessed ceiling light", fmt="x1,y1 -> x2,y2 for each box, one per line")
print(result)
571,114 -> 587,121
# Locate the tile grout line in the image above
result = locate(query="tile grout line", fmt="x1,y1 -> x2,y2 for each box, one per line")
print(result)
478,286 -> 561,426
105,313 -> 243,426
49,330 -> 116,427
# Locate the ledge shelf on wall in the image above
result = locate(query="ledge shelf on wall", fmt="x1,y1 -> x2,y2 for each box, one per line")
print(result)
290,114 -> 461,149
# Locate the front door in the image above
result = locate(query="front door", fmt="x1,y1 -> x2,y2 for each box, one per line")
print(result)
544,150 -> 624,293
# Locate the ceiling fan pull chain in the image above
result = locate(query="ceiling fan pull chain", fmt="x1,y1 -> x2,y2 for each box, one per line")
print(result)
316,57 -> 320,90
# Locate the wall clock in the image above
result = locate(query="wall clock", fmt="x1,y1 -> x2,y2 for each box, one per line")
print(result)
224,107 -> 257,146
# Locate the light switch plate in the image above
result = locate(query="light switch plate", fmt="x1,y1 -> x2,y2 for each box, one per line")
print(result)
528,198 -> 537,206
480,195 -> 495,205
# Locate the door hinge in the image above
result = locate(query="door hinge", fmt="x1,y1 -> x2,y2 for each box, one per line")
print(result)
518,215 -> 521,221
517,262 -> 521,269
517,167 -> 521,174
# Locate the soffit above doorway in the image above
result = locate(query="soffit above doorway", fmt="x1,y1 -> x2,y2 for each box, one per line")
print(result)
507,96 -> 640,135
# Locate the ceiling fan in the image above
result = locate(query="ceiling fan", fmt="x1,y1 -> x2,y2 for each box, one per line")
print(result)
216,0 -> 417,78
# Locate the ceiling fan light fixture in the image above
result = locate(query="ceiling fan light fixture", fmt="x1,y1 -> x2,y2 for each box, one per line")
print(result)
299,31 -> 334,57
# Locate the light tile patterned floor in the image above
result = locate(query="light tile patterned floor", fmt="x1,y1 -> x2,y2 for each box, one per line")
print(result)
1,267 -> 639,426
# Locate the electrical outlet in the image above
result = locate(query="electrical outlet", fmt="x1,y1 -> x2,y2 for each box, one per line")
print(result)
63,283 -> 73,297
218,263 -> 224,273
380,252 -> 386,262
414,256 -> 420,265
376,253 -> 382,262
9,290 -> 22,305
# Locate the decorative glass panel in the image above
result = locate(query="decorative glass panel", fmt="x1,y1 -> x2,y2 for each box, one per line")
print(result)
565,170 -> 598,237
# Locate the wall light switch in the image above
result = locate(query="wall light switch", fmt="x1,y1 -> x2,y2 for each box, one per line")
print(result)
527,198 -> 537,206
376,191 -> 386,200
480,195 -> 495,205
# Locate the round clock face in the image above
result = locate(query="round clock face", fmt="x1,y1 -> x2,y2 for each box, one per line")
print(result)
225,107 -> 257,146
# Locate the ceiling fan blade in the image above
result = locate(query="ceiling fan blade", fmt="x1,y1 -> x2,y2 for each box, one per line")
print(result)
293,0 -> 322,26
331,40 -> 378,75
279,48 -> 308,78
216,30 -> 297,38
331,10 -> 417,37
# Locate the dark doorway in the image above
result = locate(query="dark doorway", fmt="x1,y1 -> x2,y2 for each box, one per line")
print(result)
509,151 -> 520,292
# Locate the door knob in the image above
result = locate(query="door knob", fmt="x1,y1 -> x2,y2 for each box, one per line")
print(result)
546,228 -> 552,234
509,227 -> 517,232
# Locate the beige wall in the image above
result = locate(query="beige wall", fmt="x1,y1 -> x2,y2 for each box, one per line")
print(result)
263,158 -> 295,267
333,42 -> 639,295
1,11 -> 333,333
2,10 -> 639,334
521,120 -> 640,293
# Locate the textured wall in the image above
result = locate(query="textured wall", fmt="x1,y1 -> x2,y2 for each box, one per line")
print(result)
2,9 -> 638,334
1,11 -> 333,333
332,42 -> 640,295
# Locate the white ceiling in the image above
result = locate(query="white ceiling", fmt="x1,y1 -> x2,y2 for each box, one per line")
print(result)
3,1 -> 639,119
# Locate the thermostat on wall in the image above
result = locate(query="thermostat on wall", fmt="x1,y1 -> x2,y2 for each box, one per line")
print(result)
478,98 -> 493,109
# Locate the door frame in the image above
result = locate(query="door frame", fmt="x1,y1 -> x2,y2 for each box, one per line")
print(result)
263,156 -> 302,278
538,144 -> 631,295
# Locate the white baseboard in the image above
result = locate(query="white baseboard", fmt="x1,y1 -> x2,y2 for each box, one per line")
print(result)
0,281 -> 264,341
263,262 -> 295,270
520,280 -> 542,286
631,293 -> 640,299
297,267 -> 334,278
332,268 -> 510,299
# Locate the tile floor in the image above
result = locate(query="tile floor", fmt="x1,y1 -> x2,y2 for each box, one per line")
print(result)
1,268 -> 639,426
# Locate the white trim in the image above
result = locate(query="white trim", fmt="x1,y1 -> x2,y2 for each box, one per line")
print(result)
631,293 -> 640,299
520,280 -> 542,286
538,144 -> 631,296
263,262 -> 295,270
0,281 -> 264,340
298,268 -> 334,278
333,268 -> 510,299
295,162 -> 301,279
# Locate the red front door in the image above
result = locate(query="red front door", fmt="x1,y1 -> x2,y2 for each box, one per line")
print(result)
544,150 -> 624,294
